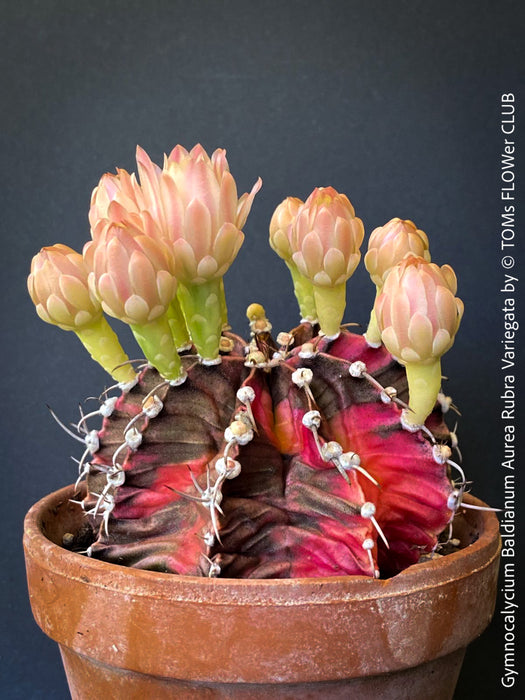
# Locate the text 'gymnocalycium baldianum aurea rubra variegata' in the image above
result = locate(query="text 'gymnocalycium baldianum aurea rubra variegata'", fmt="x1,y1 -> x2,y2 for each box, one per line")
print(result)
28,143 -> 475,579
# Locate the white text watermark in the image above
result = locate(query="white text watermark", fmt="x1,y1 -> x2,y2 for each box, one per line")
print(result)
499,92 -> 519,691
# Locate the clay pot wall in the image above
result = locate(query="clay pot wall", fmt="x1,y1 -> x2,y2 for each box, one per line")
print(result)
24,485 -> 500,699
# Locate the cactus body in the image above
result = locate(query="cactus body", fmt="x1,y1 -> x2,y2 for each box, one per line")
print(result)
81,325 -> 453,579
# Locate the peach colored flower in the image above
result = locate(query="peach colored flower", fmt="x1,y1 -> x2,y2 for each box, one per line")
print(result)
28,244 -> 102,330
84,224 -> 177,326
89,170 -> 145,239
364,217 -> 430,287
291,187 -> 364,287
375,256 -> 464,364
28,243 -> 137,383
89,144 -> 262,285
269,196 -> 303,261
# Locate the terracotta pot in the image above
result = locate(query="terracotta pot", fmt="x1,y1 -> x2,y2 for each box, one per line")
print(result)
24,485 -> 500,699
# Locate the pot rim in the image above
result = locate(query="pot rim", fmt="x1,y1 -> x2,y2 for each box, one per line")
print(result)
24,483 -> 501,605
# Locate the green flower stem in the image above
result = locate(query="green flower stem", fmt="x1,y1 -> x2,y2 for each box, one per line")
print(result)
287,263 -> 317,322
404,359 -> 442,426
166,297 -> 191,350
219,277 -> 229,330
177,278 -> 223,361
312,282 -> 347,337
130,314 -> 184,381
364,287 -> 382,346
74,316 -> 136,383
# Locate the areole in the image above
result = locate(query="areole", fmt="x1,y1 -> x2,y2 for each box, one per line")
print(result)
24,485 -> 500,699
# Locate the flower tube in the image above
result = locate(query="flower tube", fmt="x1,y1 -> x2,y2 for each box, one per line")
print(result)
84,225 -> 186,383
269,196 -> 317,322
90,169 -> 191,351
374,255 -> 464,427
290,187 -> 364,337
139,144 -> 261,362
28,244 -> 136,384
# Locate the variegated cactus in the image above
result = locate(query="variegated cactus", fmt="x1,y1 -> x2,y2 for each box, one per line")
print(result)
28,143 -> 476,580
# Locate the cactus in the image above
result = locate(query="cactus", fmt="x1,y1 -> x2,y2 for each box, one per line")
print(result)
76,321 -> 455,579
29,143 -> 479,581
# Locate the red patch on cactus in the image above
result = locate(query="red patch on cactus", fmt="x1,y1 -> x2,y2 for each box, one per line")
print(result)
214,369 -> 375,578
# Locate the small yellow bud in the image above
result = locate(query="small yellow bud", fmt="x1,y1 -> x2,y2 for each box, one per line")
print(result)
246,303 -> 266,321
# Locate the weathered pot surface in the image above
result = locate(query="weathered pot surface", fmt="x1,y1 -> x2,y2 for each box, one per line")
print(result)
24,485 -> 500,699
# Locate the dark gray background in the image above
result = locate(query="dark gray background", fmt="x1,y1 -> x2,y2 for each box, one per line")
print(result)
2,1 -> 523,697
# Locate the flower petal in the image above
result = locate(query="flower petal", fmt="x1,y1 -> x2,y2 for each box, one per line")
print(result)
236,177 -> 262,228
432,328 -> 452,356
300,232 -> 325,279
381,326 -> 402,358
323,248 -> 347,284
59,274 -> 96,313
136,145 -> 162,219
173,239 -> 198,282
46,294 -> 74,326
156,270 -> 177,307
97,273 -> 126,319
184,198 -> 212,259
213,222 -> 243,270
197,255 -> 219,279
128,250 -> 159,306
408,312 -> 434,360
219,171 -> 238,225
124,294 -> 151,325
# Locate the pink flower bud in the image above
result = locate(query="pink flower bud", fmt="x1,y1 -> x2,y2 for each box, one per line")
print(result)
291,187 -> 364,286
84,224 -> 177,326
28,244 -> 102,330
269,196 -> 303,261
89,171 -> 146,239
89,144 -> 262,285
364,217 -> 430,286
375,256 -> 464,364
